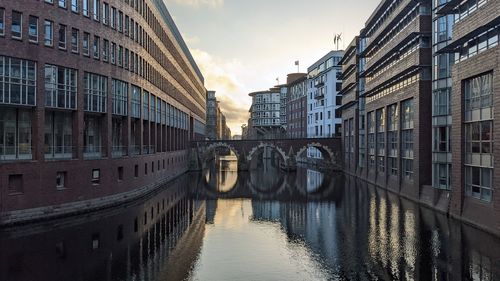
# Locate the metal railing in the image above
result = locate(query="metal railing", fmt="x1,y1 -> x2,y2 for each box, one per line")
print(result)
0,146 -> 33,161
45,146 -> 74,160
83,146 -> 104,159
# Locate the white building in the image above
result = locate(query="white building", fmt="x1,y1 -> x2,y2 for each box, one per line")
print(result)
249,90 -> 284,139
307,50 -> 344,157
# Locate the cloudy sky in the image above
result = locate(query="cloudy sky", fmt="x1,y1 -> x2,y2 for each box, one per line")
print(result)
164,0 -> 378,135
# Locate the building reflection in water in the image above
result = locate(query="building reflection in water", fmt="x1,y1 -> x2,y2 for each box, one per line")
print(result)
1,165 -> 500,280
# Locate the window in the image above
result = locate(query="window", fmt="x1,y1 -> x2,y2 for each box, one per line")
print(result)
91,233 -> 100,249
433,89 -> 450,116
0,8 -> 5,36
433,126 -> 450,153
71,28 -> 78,53
143,91 -> 149,120
111,7 -> 116,28
71,0 -> 78,12
103,2 -> 109,25
83,0 -> 89,16
131,85 -> 141,118
117,166 -> 123,181
367,111 -> 375,169
8,174 -> 23,194
84,72 -> 107,112
93,0 -> 100,21
44,111 -> 73,159
58,24 -> 66,49
434,163 -> 451,190
44,64 -> 77,109
117,11 -> 123,32
56,171 -> 67,189
401,99 -> 414,180
83,32 -> 90,56
110,42 -> 116,64
112,79 -> 128,116
134,164 -> 139,178
117,45 -> 123,66
84,115 -> 102,157
0,108 -> 32,161
466,166 -> 492,202
376,108 -> 385,174
124,15 -> 129,35
102,39 -> 109,62
44,20 -> 53,46
0,56 -> 37,106
11,11 -> 22,39
28,16 -> 38,42
93,36 -> 99,59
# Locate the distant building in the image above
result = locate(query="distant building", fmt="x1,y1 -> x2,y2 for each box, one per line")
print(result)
306,50 -> 344,139
206,91 -> 218,140
248,89 -> 285,139
286,74 -> 308,139
232,135 -> 242,140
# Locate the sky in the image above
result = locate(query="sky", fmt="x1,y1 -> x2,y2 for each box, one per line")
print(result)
164,0 -> 379,135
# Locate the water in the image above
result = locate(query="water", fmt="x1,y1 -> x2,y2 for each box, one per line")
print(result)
1,158 -> 500,281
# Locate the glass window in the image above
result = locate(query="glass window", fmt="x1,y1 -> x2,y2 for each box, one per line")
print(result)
44,64 -> 77,109
59,0 -> 66,8
84,72 -> 107,113
110,42 -> 116,64
112,79 -> 128,116
58,24 -> 66,49
111,7 -> 116,28
71,28 -> 78,53
11,11 -> 22,39
44,20 -> 53,46
117,45 -> 122,66
143,91 -> 149,120
102,39 -> 109,62
103,2 -> 109,25
93,36 -> 99,59
83,32 -> 90,56
71,0 -> 78,12
84,115 -> 102,157
0,8 -> 5,36
44,111 -> 73,159
131,85 -> 141,119
93,0 -> 100,21
83,0 -> 89,16
0,108 -> 32,160
0,56 -> 37,106
28,16 -> 38,43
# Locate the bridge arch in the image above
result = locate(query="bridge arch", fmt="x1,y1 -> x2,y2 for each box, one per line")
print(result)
247,142 -> 288,163
295,142 -> 336,162
200,142 -> 240,166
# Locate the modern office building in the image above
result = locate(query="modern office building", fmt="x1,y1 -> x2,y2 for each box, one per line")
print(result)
435,0 -> 499,233
0,0 -> 206,224
341,0 -> 500,235
357,0 -> 433,198
286,73 -> 307,139
306,50 -> 344,139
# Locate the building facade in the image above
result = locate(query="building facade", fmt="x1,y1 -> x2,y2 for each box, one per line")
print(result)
341,0 -> 500,236
248,89 -> 284,139
0,0 -> 206,224
205,90 -> 217,140
306,50 -> 344,139
436,0 -> 499,234
286,74 -> 307,138
339,37 -> 359,173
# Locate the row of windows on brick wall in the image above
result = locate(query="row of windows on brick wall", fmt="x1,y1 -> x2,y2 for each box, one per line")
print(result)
0,8 -> 203,107
7,155 -> 188,194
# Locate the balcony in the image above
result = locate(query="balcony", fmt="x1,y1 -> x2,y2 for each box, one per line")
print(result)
314,92 -> 325,100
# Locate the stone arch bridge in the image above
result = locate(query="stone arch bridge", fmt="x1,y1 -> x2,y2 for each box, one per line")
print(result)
189,138 -> 343,171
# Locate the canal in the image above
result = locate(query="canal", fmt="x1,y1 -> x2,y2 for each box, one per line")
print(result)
1,156 -> 500,281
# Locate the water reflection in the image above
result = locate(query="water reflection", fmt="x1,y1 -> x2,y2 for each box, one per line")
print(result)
1,169 -> 500,280
204,154 -> 238,193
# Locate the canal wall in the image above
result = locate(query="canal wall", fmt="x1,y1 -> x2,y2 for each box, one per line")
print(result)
0,151 -> 190,226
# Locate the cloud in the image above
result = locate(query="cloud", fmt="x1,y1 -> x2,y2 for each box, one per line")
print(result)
165,0 -> 224,8
191,49 -> 251,135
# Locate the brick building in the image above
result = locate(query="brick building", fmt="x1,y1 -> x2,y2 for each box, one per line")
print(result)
0,0 -> 206,224
341,0 -> 500,236
286,73 -> 307,139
